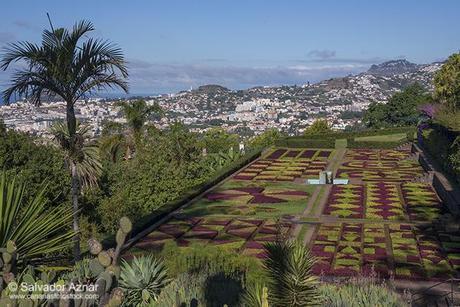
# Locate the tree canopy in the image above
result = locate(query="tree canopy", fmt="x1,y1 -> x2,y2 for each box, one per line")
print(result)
303,119 -> 331,136
434,53 -> 460,109
362,83 -> 431,128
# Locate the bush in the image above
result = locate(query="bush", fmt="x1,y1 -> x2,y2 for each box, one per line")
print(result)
154,271 -> 245,307
319,279 -> 406,306
155,243 -> 260,306
159,242 -> 266,284
420,125 -> 460,184
275,127 -> 416,149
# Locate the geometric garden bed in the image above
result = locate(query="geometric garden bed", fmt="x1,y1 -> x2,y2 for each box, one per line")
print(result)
127,146 -> 458,283
311,222 -> 453,281
322,182 -> 442,221
133,216 -> 291,259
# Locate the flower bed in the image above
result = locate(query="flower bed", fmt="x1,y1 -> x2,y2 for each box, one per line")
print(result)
266,149 -> 287,159
233,158 -> 328,181
322,185 -> 365,218
401,183 -> 442,221
337,156 -> 424,182
311,222 -> 453,280
172,181 -> 312,219
344,149 -> 412,161
132,217 -> 291,258
366,182 -> 406,220
323,183 -> 410,221
264,148 -> 334,161
336,169 -> 422,182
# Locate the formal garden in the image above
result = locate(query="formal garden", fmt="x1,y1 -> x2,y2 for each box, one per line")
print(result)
127,145 -> 458,288
1,18 -> 459,306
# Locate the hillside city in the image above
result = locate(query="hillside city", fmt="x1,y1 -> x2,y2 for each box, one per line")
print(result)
0,59 -> 442,138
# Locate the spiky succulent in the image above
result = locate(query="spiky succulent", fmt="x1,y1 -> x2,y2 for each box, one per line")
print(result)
263,240 -> 321,307
120,255 -> 169,306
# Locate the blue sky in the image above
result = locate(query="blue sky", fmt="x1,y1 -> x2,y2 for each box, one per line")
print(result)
0,0 -> 459,94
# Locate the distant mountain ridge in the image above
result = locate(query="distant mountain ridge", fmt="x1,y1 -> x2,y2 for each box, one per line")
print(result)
158,59 -> 444,115
368,59 -> 420,76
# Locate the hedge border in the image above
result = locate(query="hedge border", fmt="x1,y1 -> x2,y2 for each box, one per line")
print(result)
100,147 -> 263,249
300,126 -> 416,140
274,127 -> 415,149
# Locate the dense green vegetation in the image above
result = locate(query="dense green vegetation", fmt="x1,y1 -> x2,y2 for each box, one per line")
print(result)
0,121 -> 69,206
363,83 -> 431,128
303,119 -> 332,136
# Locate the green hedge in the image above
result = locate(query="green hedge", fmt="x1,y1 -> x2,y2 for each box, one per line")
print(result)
274,127 -> 415,149
295,126 -> 417,140
101,147 -> 263,248
274,138 -> 335,148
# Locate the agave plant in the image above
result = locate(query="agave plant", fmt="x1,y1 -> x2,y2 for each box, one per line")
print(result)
263,240 -> 321,307
120,255 -> 170,306
0,172 -> 74,261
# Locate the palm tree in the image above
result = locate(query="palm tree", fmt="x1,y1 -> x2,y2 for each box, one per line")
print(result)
101,99 -> 162,161
263,240 -> 321,306
1,20 -> 128,260
50,121 -> 102,188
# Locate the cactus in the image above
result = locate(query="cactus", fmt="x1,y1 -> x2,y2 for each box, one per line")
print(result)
98,251 -> 112,267
0,217 -> 133,307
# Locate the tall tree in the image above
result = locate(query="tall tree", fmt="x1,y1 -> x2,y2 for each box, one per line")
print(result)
363,83 -> 431,128
304,119 -> 331,136
1,20 -> 128,260
434,53 -> 460,110
101,99 -> 162,161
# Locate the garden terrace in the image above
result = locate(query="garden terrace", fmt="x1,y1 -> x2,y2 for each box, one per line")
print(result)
126,146 -> 459,283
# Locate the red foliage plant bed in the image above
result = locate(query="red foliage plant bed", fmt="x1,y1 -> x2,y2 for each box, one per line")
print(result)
285,150 -> 301,158
266,149 -> 287,159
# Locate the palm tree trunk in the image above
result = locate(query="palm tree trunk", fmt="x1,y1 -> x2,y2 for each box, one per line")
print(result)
71,161 -> 81,261
66,103 -> 77,136
67,102 -> 81,261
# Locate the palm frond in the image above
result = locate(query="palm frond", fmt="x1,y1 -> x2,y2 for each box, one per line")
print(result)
1,19 -> 128,105
50,121 -> 102,189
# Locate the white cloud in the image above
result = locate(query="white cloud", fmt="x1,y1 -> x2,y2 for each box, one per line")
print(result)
126,59 -> 368,93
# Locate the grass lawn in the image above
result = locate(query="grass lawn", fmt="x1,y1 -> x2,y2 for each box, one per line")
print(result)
354,133 -> 407,142
335,138 -> 347,148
